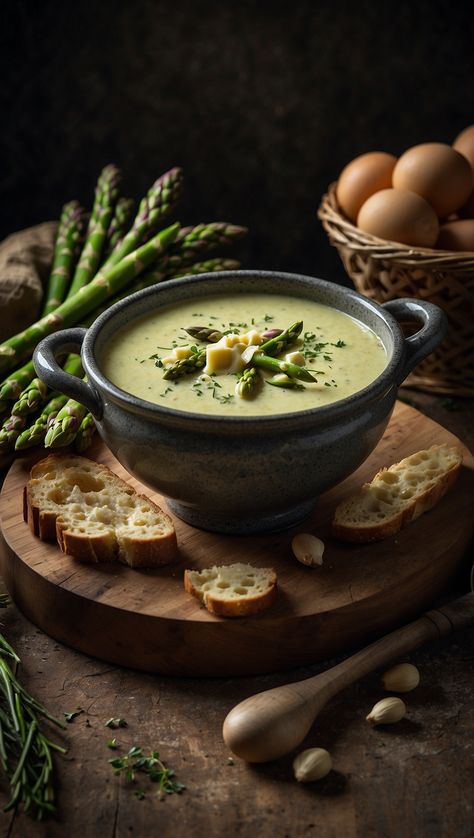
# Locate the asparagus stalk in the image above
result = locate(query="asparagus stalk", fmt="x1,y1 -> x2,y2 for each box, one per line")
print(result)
0,361 -> 36,404
74,412 -> 96,452
235,367 -> 261,398
0,222 -> 179,376
266,374 -> 305,389
11,355 -> 83,417
259,321 -> 303,356
66,165 -> 122,297
100,167 -> 183,270
82,257 -> 241,328
15,394 -> 70,450
0,414 -> 28,452
252,353 -> 316,382
170,257 -> 240,279
103,197 -> 134,259
166,223 -> 247,269
44,393 -> 88,448
184,326 -> 223,343
11,378 -> 48,416
41,201 -> 87,316
162,349 -> 206,380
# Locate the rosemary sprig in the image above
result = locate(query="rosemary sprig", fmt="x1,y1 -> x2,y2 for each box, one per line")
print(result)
0,595 -> 66,820
109,746 -> 185,797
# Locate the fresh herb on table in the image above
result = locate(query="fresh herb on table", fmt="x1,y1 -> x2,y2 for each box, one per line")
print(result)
64,708 -> 84,723
105,717 -> 128,729
0,593 -> 66,820
109,746 -> 185,798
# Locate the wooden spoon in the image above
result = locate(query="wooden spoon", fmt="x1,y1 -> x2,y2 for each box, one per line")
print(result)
223,592 -> 474,763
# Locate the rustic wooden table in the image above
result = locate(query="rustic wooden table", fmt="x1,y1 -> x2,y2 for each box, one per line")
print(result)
0,390 -> 472,838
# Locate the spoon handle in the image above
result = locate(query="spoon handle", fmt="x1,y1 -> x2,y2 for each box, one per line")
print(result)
223,592 -> 474,763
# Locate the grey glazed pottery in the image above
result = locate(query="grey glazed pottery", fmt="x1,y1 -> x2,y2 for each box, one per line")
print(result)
34,271 -> 447,534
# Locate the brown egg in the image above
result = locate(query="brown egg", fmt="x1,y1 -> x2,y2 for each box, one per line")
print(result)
357,189 -> 439,247
437,219 -> 474,251
453,124 -> 474,170
336,151 -> 397,222
392,142 -> 473,218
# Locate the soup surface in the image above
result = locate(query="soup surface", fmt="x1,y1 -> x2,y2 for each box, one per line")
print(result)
100,293 -> 387,416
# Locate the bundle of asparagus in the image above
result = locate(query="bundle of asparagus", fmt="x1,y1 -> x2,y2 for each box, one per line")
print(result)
0,166 -> 246,455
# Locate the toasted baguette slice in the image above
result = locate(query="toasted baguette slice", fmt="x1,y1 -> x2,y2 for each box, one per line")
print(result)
24,453 -> 177,567
184,563 -> 277,617
332,444 -> 462,543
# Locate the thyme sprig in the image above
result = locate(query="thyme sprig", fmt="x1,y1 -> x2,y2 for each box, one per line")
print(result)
109,746 -> 185,797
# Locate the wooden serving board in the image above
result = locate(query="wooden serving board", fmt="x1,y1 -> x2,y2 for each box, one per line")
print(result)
0,402 -> 472,677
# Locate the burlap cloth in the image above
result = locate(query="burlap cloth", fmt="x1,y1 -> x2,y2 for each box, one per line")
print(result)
0,222 -> 57,342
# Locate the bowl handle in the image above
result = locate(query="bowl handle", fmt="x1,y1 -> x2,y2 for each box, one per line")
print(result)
381,298 -> 447,383
33,328 -> 103,420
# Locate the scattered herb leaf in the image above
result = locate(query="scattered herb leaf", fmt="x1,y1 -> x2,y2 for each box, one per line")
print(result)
105,718 -> 128,729
64,708 -> 84,723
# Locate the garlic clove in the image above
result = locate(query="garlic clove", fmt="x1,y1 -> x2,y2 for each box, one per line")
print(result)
293,747 -> 332,782
291,533 -> 325,567
382,663 -> 420,693
366,697 -> 406,725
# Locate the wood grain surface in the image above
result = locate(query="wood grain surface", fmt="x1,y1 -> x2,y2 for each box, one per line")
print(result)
0,401 -> 473,677
0,392 -> 472,837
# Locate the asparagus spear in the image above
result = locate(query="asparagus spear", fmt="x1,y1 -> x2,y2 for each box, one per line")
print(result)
0,361 -> 37,404
170,257 -> 240,279
66,165 -> 122,297
83,257 -> 241,327
74,412 -> 96,452
0,222 -> 179,376
235,367 -> 261,398
100,167 -> 183,270
41,201 -> 87,316
44,394 -> 88,448
12,355 -> 84,416
162,348 -> 206,380
253,353 -> 316,382
0,414 -> 28,452
11,378 -> 48,416
166,223 -> 247,269
184,326 -> 223,343
103,197 -> 134,259
266,374 -> 305,389
259,321 -> 303,356
15,394 -> 69,450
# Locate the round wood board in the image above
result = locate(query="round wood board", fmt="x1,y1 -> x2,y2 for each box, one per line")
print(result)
0,402 -> 472,677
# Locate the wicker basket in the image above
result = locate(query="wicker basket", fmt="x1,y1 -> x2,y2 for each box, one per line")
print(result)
318,183 -> 474,396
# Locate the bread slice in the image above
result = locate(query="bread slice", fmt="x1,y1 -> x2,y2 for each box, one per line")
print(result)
184,563 -> 277,617
24,453 -> 177,567
332,444 -> 462,543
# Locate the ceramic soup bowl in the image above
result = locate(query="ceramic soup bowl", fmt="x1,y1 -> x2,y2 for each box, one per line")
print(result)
34,271 -> 446,534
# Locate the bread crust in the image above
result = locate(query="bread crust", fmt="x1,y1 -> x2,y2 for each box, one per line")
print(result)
332,445 -> 462,543
25,453 -> 177,567
184,566 -> 277,618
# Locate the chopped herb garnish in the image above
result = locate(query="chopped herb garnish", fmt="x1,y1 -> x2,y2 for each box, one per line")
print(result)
107,738 -> 118,749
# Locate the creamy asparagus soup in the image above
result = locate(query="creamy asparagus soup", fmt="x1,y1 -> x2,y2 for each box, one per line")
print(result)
101,294 -> 387,416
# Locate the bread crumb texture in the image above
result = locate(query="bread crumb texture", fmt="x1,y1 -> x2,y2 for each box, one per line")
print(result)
332,444 -> 462,543
184,562 -> 277,617
24,454 -> 177,567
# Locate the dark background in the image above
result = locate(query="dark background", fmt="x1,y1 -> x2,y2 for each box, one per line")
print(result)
1,0 -> 474,283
